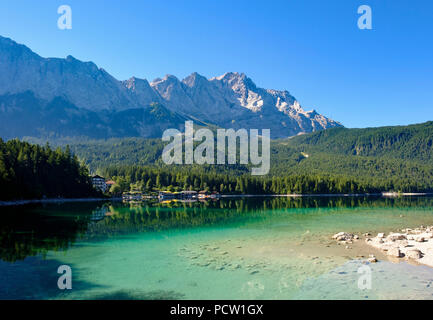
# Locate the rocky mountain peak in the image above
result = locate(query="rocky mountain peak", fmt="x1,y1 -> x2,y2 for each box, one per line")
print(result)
124,77 -> 150,91
0,35 -> 343,138
151,74 -> 183,95
0,36 -> 40,61
182,72 -> 208,88
65,55 -> 78,62
215,72 -> 254,86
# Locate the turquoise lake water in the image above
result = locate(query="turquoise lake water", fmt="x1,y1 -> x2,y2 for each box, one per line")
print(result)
2,196 -> 433,300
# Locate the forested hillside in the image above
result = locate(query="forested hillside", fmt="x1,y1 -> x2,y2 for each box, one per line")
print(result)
22,121 -> 433,194
269,121 -> 433,187
0,139 -> 99,200
281,121 -> 433,162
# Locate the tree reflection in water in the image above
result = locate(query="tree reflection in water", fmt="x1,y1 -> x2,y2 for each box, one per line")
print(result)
2,196 -> 433,262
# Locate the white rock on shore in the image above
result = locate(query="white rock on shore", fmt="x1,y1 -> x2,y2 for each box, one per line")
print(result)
387,247 -> 402,258
406,249 -> 422,259
367,254 -> 377,263
365,226 -> 433,267
332,232 -> 357,242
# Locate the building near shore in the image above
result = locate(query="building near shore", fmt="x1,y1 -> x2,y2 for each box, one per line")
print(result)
122,192 -> 143,201
181,191 -> 198,199
198,191 -> 209,199
91,175 -> 107,193
158,191 -> 177,201
210,191 -> 221,199
105,180 -> 116,191
158,191 -> 199,201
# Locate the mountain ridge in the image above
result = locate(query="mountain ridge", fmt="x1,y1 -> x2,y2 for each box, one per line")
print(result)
0,35 -> 342,139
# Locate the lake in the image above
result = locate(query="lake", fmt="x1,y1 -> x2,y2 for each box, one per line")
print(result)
2,196 -> 433,300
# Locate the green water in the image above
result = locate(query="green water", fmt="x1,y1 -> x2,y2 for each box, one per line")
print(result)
2,196 -> 433,300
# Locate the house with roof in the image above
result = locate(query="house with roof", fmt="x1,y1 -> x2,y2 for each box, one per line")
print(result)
91,175 -> 107,193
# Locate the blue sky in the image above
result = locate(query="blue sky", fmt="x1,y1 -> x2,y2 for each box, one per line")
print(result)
0,0 -> 432,128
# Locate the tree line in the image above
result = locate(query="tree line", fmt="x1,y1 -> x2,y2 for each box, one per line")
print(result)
102,164 -> 433,195
0,139 -> 100,200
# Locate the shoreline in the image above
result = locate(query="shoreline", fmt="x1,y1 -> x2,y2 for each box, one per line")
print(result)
0,197 -> 122,207
364,226 -> 433,268
1,192 -> 431,207
334,226 -> 433,269
221,192 -> 433,198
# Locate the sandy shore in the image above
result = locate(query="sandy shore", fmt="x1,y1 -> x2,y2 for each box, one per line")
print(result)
334,226 -> 433,268
365,226 -> 433,268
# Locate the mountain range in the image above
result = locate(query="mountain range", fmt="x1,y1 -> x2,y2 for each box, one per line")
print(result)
0,35 -> 342,139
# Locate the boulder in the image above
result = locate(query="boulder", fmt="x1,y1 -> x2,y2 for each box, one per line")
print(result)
333,232 -> 354,242
406,249 -> 422,260
377,233 -> 385,238
387,233 -> 407,241
333,232 -> 345,239
373,238 -> 384,244
387,247 -> 402,258
415,236 -> 425,243
367,254 -> 377,263
395,240 -> 409,248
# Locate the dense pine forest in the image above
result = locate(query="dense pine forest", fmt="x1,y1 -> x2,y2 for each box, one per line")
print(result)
0,139 -> 99,200
283,121 -> 433,161
7,121 -> 433,197
102,164 -> 433,195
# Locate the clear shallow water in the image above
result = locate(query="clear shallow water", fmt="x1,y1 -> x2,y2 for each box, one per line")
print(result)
2,196 -> 433,300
